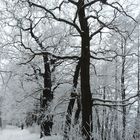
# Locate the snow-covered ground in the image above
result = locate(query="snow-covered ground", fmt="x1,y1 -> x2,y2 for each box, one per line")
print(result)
0,125 -> 62,140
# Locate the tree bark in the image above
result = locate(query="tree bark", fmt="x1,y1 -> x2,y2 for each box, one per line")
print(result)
40,55 -> 53,137
78,1 -> 93,139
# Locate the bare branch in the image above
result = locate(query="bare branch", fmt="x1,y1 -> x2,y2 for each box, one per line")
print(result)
68,0 -> 78,5
19,55 -> 35,65
106,2 -> 137,23
93,99 -> 137,107
27,0 -> 81,34
90,27 -> 104,39
90,55 -> 113,61
35,51 -> 80,60
93,93 -> 138,103
83,0 -> 99,8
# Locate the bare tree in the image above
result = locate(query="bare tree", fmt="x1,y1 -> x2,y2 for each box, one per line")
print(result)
0,0 -> 137,139
25,0 -> 136,139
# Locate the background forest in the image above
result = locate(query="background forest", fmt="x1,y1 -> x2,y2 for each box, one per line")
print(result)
0,0 -> 140,140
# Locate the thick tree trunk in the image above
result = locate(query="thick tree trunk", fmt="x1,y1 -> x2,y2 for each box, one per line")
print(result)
40,55 -> 53,137
78,1 -> 93,139
80,34 -> 92,140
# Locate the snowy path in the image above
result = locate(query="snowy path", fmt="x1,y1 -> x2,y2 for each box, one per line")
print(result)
0,126 -> 39,140
0,126 -> 62,140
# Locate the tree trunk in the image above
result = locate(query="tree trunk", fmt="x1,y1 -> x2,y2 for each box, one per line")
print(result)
121,41 -> 126,140
0,98 -> 2,128
0,111 -> 2,128
78,1 -> 93,139
63,93 -> 76,140
136,26 -> 140,139
101,87 -> 106,140
28,19 -> 53,137
133,25 -> 140,139
114,58 -> 120,140
74,97 -> 81,125
63,60 -> 81,140
40,55 -> 53,137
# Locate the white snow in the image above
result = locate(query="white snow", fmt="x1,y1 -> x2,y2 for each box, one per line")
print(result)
0,125 -> 62,140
